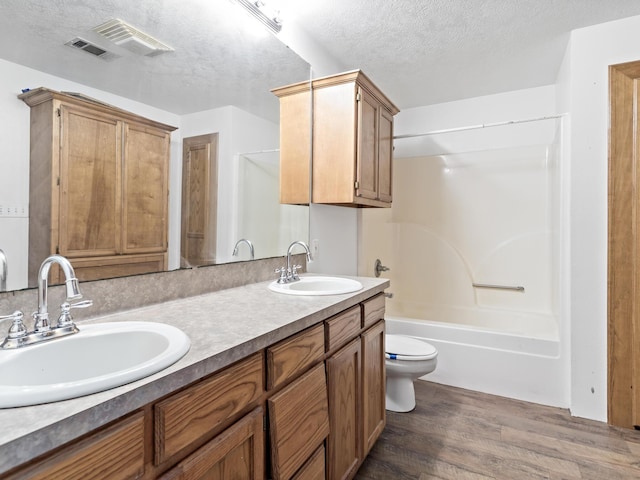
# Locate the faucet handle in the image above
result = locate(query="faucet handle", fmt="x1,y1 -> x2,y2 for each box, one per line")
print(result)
374,259 -> 390,278
291,264 -> 302,281
275,267 -> 288,284
0,311 -> 27,349
57,300 -> 93,328
1,311 -> 26,339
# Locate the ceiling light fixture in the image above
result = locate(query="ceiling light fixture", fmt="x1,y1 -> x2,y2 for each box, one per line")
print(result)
233,0 -> 282,34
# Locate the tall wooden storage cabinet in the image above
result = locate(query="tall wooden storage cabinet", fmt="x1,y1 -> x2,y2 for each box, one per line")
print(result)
19,88 -> 177,286
273,70 -> 399,208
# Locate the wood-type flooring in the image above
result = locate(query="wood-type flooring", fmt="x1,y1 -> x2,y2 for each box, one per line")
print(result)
356,381 -> 640,479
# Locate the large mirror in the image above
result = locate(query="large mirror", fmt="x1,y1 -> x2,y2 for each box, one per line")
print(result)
0,0 -> 311,291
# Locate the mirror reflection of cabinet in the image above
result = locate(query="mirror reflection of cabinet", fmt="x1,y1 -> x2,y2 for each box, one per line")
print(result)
273,70 -> 399,208
19,88 -> 176,286
271,84 -> 312,205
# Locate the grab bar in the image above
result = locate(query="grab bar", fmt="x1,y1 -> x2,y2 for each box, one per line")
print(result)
472,283 -> 525,292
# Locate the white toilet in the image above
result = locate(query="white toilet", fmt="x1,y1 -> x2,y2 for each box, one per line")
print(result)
385,334 -> 438,412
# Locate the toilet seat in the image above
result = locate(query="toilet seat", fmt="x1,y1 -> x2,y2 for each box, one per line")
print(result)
385,334 -> 437,361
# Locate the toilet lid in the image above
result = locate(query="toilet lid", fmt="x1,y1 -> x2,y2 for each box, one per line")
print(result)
386,334 -> 437,360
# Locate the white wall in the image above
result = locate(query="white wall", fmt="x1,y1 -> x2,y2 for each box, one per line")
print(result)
309,204 -> 358,275
278,18 -> 346,78
237,152 -> 308,260
0,59 -> 180,290
181,106 -> 281,262
557,13 -> 640,422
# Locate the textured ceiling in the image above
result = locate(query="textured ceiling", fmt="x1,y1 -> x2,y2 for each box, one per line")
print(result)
274,0 -> 640,108
2,0 -> 640,118
0,0 -> 310,120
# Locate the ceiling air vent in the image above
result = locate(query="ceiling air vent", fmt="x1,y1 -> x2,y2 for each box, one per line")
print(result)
93,18 -> 173,57
65,37 -> 120,61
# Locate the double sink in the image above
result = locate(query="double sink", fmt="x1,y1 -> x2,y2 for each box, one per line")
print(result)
0,275 -> 363,408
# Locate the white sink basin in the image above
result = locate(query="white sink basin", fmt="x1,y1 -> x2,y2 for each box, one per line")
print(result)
0,321 -> 190,408
268,275 -> 363,296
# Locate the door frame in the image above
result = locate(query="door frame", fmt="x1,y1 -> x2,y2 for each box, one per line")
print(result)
608,60 -> 640,428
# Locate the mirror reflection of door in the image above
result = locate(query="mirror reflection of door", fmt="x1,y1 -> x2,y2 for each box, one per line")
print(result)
181,134 -> 218,268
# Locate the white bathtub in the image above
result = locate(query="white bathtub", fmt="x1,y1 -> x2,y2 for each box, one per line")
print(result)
385,313 -> 568,408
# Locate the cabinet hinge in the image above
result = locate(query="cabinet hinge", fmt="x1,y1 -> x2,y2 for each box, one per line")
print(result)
56,108 -> 61,117
356,92 -> 361,102
263,415 -> 267,431
55,246 -> 59,254
56,177 -> 60,186
354,181 -> 359,189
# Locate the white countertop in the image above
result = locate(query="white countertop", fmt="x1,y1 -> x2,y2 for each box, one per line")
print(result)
0,275 -> 388,474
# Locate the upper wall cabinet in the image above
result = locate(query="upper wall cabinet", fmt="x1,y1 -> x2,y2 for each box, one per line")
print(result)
19,88 -> 177,286
273,70 -> 399,208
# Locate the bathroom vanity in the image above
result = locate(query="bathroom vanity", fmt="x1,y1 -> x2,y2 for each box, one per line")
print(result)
0,275 -> 388,480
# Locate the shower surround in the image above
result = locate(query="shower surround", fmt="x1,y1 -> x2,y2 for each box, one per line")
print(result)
359,122 -> 566,406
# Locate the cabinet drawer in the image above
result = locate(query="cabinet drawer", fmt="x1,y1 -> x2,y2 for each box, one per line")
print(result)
325,305 -> 361,352
292,445 -> 325,480
267,323 -> 324,390
159,407 -> 264,480
154,352 -> 264,465
268,363 -> 330,480
6,412 -> 145,480
69,253 -> 167,282
362,293 -> 385,329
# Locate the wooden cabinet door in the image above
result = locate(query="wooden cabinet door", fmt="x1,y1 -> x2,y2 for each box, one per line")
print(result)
377,107 -> 394,203
361,321 -> 386,456
326,338 -> 361,480
5,412 -> 145,480
278,88 -> 311,205
59,104 -> 122,257
355,87 -> 379,201
122,122 -> 169,254
159,407 -> 264,480
311,82 -> 357,205
268,363 -> 330,480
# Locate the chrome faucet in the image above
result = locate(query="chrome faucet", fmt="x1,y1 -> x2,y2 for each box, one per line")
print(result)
0,248 -> 6,292
0,255 -> 92,349
232,238 -> 255,260
34,254 -> 83,332
276,240 -> 312,283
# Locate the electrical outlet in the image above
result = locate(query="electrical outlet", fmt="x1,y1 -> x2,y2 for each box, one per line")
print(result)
311,239 -> 320,260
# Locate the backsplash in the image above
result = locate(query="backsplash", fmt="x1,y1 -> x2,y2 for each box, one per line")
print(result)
0,255 -> 306,329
